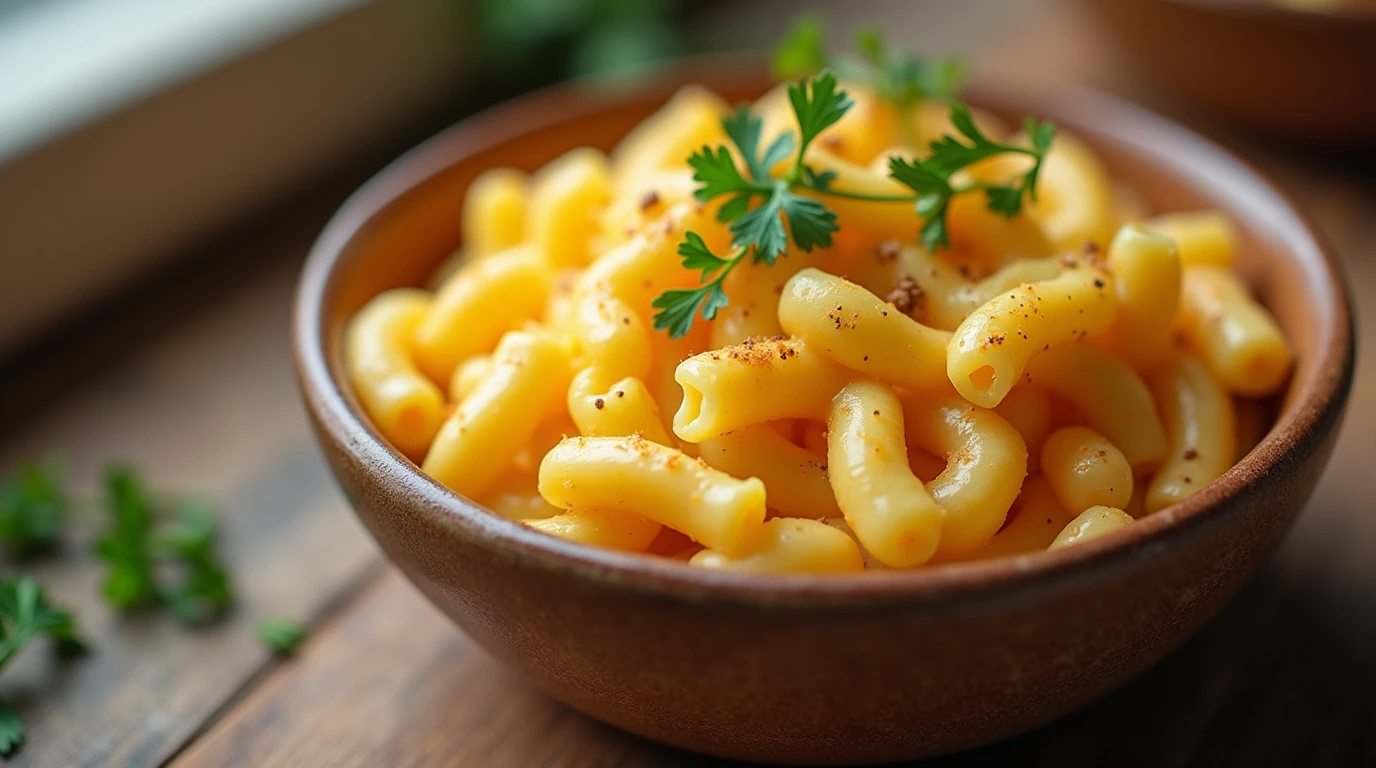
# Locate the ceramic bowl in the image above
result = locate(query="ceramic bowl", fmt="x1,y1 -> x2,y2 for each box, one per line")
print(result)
293,58 -> 1354,764
1087,0 -> 1376,145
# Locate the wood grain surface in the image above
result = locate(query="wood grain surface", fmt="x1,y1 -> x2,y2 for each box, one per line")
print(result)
1,1 -> 1374,766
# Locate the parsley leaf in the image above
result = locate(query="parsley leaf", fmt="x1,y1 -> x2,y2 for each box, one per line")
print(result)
850,25 -> 964,111
687,145 -> 753,203
888,102 -> 1053,250
781,193 -> 839,253
0,701 -> 22,758
93,469 -> 235,623
787,70 -> 853,159
257,617 -> 307,656
677,231 -> 731,279
0,575 -> 88,758
730,183 -> 789,263
721,106 -> 794,184
651,238 -> 744,338
0,458 -> 66,558
93,467 -> 159,611
771,14 -> 827,81
155,499 -> 234,626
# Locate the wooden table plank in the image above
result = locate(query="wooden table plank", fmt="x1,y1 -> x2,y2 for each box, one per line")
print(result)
0,207 -> 384,767
173,570 -> 734,768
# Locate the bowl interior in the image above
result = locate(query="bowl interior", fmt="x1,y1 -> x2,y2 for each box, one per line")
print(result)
298,59 -> 1352,596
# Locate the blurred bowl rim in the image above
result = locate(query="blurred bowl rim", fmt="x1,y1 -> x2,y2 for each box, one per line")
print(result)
293,54 -> 1355,608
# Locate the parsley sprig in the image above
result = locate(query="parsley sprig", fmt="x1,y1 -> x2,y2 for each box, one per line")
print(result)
650,71 -> 851,336
94,468 -> 234,624
0,575 -> 89,756
0,458 -> 67,558
889,104 -> 1056,250
651,36 -> 1055,339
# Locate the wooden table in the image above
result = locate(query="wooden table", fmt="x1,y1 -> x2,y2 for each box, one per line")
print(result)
1,1 -> 1373,765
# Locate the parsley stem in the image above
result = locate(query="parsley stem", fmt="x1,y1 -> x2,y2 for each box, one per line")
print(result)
805,187 -> 917,203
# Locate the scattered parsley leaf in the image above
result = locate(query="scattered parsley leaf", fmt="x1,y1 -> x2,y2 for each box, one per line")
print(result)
0,458 -> 66,558
0,575 -> 88,758
771,13 -> 827,81
93,469 -> 235,623
256,617 -> 307,657
0,700 -> 22,758
93,467 -> 159,611
155,499 -> 234,626
0,575 -> 90,666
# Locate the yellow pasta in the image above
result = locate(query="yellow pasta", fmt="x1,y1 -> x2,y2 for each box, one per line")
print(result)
827,381 -> 943,568
698,425 -> 839,519
1040,426 -> 1133,513
447,355 -> 492,403
462,168 -> 527,257
345,289 -> 446,460
779,268 -> 951,392
893,246 -> 1063,331
948,265 -> 1117,408
526,508 -> 663,552
528,148 -> 612,269
690,517 -> 865,573
1022,342 -> 1168,471
1146,356 -> 1237,514
413,246 -> 551,384
610,85 -> 727,190
422,330 -> 572,499
1101,223 -> 1181,370
478,467 -> 560,521
1016,130 -> 1118,251
992,386 -> 1054,472
537,435 -> 766,554
900,391 -> 1028,559
1147,210 -> 1237,268
674,338 -> 853,443
1049,506 -> 1134,549
1177,266 -> 1293,397
964,475 -> 1073,560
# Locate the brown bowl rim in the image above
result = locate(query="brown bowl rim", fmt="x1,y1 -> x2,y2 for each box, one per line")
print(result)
293,56 -> 1355,608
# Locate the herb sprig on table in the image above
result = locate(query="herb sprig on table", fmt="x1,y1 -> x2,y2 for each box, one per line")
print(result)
651,26 -> 1056,339
0,463 -> 302,757
0,575 -> 90,756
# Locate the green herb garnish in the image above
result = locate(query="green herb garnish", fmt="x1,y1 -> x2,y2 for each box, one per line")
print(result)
889,104 -> 1056,251
256,617 -> 308,657
774,14 -> 964,142
0,575 -> 89,757
94,468 -> 234,624
0,458 -> 67,558
651,24 -> 1055,339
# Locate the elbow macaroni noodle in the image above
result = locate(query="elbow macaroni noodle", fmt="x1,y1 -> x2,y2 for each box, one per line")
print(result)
344,81 -> 1294,572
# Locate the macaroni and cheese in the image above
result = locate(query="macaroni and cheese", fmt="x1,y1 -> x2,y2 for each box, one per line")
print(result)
345,77 -> 1292,573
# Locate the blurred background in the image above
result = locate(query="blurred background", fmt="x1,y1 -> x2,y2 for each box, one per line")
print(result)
0,1 -> 1373,766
